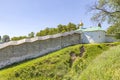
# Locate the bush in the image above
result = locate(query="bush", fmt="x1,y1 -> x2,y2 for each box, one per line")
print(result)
11,36 -> 27,41
115,32 -> 120,39
28,32 -> 35,38
2,35 -> 10,42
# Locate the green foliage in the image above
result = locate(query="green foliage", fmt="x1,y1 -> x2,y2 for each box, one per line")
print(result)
10,22 -> 78,41
36,27 -> 58,36
0,36 -> 1,41
91,0 -> 120,24
2,35 -> 10,42
63,44 -> 110,80
92,0 -> 120,36
107,23 -> 120,34
115,32 -> 120,39
28,32 -> 35,38
36,22 -> 78,36
11,36 -> 27,41
79,45 -> 120,80
0,43 -> 118,80
67,22 -> 77,31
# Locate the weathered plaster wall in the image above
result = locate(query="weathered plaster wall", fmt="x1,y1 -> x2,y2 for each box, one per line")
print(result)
81,31 -> 106,43
0,31 -> 81,69
1,30 -> 117,69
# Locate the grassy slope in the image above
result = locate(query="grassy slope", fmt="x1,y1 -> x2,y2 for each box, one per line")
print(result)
0,42 -> 119,80
79,45 -> 120,80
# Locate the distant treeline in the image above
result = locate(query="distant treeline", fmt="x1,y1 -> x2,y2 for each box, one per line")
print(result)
0,22 -> 79,42
36,22 -> 78,36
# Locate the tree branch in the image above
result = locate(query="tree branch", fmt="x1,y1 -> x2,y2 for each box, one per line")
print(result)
93,5 -> 120,16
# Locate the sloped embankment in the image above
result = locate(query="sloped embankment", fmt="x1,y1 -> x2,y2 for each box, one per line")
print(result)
0,43 -> 119,80
79,45 -> 120,80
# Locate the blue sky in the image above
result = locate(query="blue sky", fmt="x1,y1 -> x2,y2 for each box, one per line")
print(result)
0,0 -> 109,37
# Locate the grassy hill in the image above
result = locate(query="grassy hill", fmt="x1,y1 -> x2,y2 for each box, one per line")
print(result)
79,44 -> 120,80
0,42 -> 119,80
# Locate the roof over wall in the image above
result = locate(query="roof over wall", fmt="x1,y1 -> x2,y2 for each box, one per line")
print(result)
76,27 -> 105,32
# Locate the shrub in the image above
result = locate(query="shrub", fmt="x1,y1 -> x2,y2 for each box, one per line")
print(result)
11,36 -> 27,41
115,32 -> 120,39
2,35 -> 10,42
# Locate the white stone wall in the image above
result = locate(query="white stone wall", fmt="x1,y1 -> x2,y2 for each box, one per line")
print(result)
81,31 -> 106,43
0,31 -> 81,69
0,30 -> 119,69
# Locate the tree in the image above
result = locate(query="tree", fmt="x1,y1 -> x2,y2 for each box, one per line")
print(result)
36,30 -> 47,36
98,23 -> 101,27
28,32 -> 35,38
115,32 -> 120,39
107,23 -> 120,34
0,36 -> 1,41
2,35 -> 10,42
11,36 -> 27,41
67,22 -> 77,31
36,22 -> 78,36
57,24 -> 64,33
91,0 -> 120,24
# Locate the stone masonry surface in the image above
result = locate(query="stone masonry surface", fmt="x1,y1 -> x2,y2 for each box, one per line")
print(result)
0,31 -> 81,69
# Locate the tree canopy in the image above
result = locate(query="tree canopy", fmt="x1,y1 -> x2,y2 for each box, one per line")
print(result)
36,22 -> 78,36
28,32 -> 35,38
11,36 -> 27,41
107,23 -> 120,34
10,22 -> 79,41
2,35 -> 10,42
91,0 -> 120,24
91,0 -> 120,34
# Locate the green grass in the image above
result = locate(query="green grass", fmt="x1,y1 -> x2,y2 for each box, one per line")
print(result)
79,45 -> 120,80
0,42 -> 119,80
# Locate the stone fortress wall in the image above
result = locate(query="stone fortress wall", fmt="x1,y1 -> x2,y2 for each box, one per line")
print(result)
0,31 -> 81,69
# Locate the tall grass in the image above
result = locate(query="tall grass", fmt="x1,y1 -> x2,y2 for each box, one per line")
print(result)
79,45 -> 120,80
